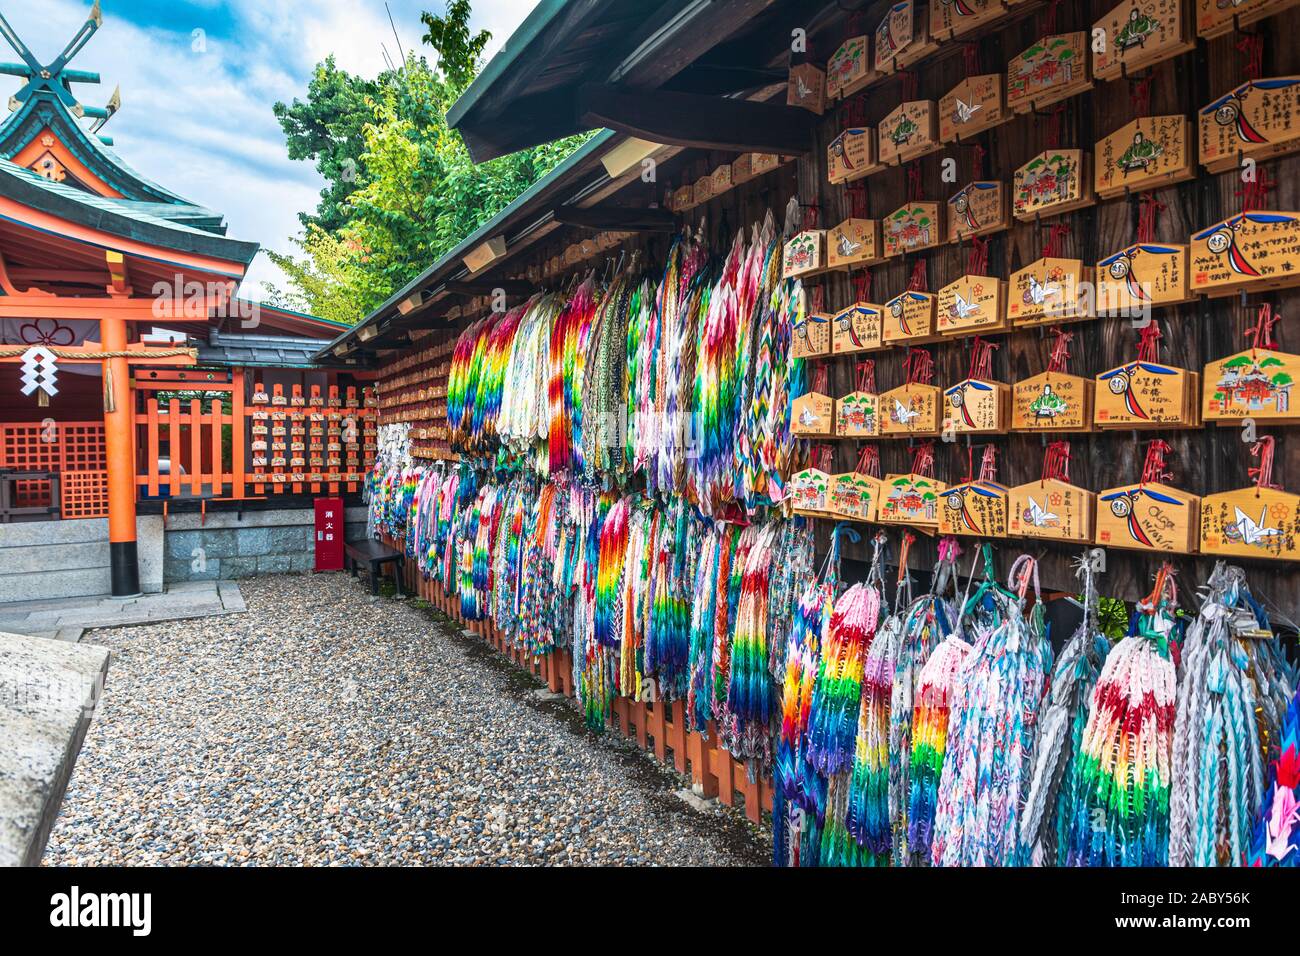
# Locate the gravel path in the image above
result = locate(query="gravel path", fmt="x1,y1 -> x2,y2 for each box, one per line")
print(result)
44,573 -> 768,866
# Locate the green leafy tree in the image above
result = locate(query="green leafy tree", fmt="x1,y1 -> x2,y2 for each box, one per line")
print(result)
421,0 -> 491,91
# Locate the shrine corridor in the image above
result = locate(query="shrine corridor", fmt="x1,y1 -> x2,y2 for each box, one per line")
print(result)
43,574 -> 766,866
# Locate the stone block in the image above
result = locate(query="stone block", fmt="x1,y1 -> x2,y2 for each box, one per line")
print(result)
256,554 -> 290,575
219,557 -> 257,580
267,525 -> 311,555
235,527 -> 273,557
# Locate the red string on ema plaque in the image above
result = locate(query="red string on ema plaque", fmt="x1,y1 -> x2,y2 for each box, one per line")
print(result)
836,358 -> 882,438
881,347 -> 942,438
1096,439 -> 1201,554
939,444 -> 1010,538
1013,326 -> 1096,432
943,337 -> 1012,436
833,271 -> 886,356
1202,303 -> 1300,425
830,443 -> 884,523
879,439 -> 945,531
1098,196 -> 1192,314
793,362 -> 835,437
789,442 -> 838,518
1008,440 -> 1096,542
1199,435 -> 1300,561
938,238 -> 1009,338
1009,224 -> 1095,327
1094,319 -> 1201,429
884,260 -> 941,344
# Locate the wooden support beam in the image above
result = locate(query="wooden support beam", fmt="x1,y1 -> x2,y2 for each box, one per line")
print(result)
578,83 -> 814,156
442,278 -> 533,296
105,249 -> 130,294
552,205 -> 677,233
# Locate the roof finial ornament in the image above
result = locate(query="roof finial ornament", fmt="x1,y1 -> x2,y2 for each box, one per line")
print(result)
0,1 -> 105,116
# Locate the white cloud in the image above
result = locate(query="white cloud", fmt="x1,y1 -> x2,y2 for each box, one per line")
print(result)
0,0 -> 538,310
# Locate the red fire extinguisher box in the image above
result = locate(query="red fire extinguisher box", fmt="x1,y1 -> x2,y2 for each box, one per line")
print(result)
314,497 -> 345,571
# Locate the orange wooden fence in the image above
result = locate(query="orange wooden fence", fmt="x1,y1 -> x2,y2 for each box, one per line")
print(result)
0,420 -> 107,514
134,395 -> 236,500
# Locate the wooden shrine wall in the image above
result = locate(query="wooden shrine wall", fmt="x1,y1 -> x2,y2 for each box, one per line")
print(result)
782,0 -> 1300,603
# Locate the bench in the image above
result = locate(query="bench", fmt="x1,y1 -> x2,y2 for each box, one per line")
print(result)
344,539 -> 406,598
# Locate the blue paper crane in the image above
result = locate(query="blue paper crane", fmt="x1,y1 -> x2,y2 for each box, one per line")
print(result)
0,1 -> 119,134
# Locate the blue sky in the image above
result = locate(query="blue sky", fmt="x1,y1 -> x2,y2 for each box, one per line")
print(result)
1,0 -> 538,300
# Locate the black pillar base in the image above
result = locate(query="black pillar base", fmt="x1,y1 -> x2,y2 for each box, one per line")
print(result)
110,540 -> 141,597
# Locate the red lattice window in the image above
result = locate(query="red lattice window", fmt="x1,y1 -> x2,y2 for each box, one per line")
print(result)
0,422 -> 106,471
61,470 -> 109,519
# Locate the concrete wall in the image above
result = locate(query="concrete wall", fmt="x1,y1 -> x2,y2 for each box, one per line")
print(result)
0,517 -> 164,604
162,506 -> 368,583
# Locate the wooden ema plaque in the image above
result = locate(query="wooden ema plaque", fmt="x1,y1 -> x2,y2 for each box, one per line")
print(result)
751,153 -> 783,177
1097,243 -> 1191,314
947,181 -> 1009,242
1190,212 -> 1300,296
940,74 -> 1009,143
880,383 -> 942,436
783,230 -> 825,278
836,391 -> 882,437
827,218 -> 883,268
939,480 -> 1009,537
1202,348 -> 1300,424
879,101 -> 940,166
883,291 -> 940,343
874,1 -> 939,74
827,35 -> 876,100
1009,257 -> 1094,326
943,378 -> 1012,435
1013,371 -> 1096,431
828,128 -> 881,183
1095,482 -> 1200,553
792,392 -> 835,437
829,471 -> 883,522
937,274 -> 1009,336
1013,149 -> 1093,222
1197,0 -> 1300,39
930,0 -> 1007,40
1007,34 -> 1091,113
711,164 -> 732,196
792,310 -> 833,359
1094,361 -> 1199,428
879,473 -> 945,528
1200,487 -> 1300,561
790,467 -> 835,517
883,202 -> 942,256
1095,115 -> 1195,199
1200,77 -> 1300,174
1008,478 -> 1095,542
1092,0 -> 1194,82
832,302 -> 886,354
788,62 -> 826,115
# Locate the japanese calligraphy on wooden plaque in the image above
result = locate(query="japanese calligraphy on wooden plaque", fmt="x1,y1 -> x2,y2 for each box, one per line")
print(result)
1094,361 -> 1199,427
930,0 -> 1007,40
1095,482 -> 1200,553
1013,371 -> 1095,431
1196,0 -> 1300,38
940,73 -> 1009,143
939,480 -> 1009,537
1199,487 -> 1300,561
879,383 -> 942,436
883,202 -> 942,256
874,1 -> 939,74
878,100 -> 940,165
883,291 -> 940,343
836,390 -> 882,437
937,274 -> 1009,336
783,230 -> 825,278
1095,115 -> 1194,198
947,181 -> 1009,242
1013,149 -> 1093,221
1189,212 -> 1300,296
830,471 -> 883,522
1007,33 -> 1091,113
792,391 -> 835,436
879,473 -> 945,527
1008,257 -> 1095,326
828,128 -> 881,183
1199,78 -> 1300,173
832,302 -> 886,354
1096,243 -> 1191,314
791,309 -> 833,358
1202,348 -> 1300,424
943,378 -> 1012,434
790,467 -> 835,516
827,218 -> 883,268
827,34 -> 876,99
1008,478 -> 1095,542
1092,0 -> 1194,81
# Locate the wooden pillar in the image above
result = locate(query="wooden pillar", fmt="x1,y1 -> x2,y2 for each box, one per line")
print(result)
101,312 -> 139,596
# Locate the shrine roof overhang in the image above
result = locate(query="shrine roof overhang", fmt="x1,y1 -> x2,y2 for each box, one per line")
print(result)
197,331 -> 335,369
0,158 -> 258,269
